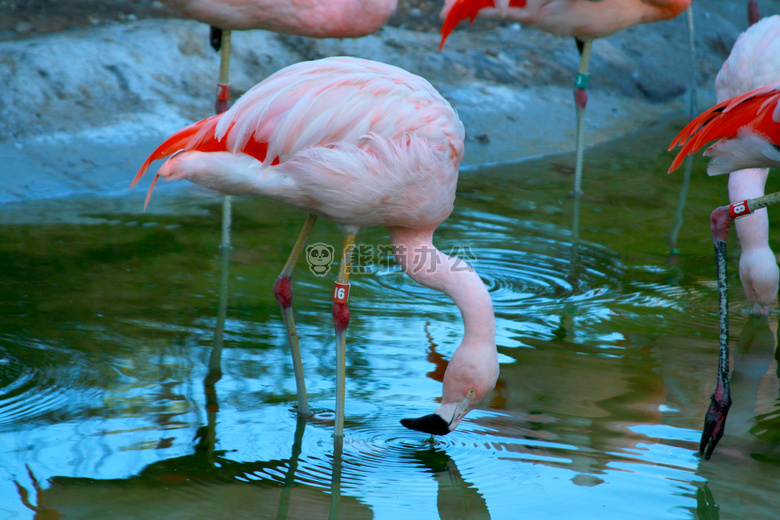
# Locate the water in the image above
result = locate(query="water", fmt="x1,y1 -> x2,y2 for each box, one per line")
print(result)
2,121 -> 780,519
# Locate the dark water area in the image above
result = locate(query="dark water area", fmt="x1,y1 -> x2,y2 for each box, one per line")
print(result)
2,121 -> 780,519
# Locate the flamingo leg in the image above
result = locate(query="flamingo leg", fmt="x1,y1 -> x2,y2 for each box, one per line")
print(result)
215,28 -> 232,114
273,214 -> 319,416
332,231 -> 357,438
701,206 -> 733,459
668,6 -> 697,255
572,38 -> 592,196
701,192 -> 780,457
214,27 -> 234,297
202,33 -> 234,432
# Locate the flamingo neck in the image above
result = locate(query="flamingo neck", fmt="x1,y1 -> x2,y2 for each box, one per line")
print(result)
389,226 -> 495,348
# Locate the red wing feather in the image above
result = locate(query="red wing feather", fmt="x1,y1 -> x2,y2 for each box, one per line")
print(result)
668,83 -> 780,173
131,114 -> 226,189
132,112 -> 277,208
439,0 -> 528,50
440,0 -> 495,50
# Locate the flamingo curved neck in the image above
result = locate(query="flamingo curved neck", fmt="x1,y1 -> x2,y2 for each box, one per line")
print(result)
388,226 -> 495,347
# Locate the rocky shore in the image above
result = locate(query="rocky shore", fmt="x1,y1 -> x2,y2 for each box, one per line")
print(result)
0,0 -> 776,206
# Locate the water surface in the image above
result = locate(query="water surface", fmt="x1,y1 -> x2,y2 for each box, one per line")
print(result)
2,121 -> 780,519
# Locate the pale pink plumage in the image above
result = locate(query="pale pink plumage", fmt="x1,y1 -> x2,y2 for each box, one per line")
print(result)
439,0 -> 691,48
162,0 -> 397,37
670,16 -> 780,314
134,57 -> 498,433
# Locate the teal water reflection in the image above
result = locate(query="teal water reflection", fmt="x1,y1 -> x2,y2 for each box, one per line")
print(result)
2,122 -> 780,519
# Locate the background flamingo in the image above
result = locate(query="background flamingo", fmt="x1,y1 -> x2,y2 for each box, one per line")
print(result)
160,0 -> 397,112
438,0 -> 691,196
132,56 -> 499,438
670,81 -> 780,457
710,15 -> 780,316
162,0 -> 397,37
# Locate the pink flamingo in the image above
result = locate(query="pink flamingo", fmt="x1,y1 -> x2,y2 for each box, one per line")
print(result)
669,79 -> 780,457
706,16 -> 780,316
132,56 -> 499,438
161,0 -> 397,110
162,0 -> 397,37
160,0 -> 396,114
438,0 -> 691,195
156,0 -> 398,414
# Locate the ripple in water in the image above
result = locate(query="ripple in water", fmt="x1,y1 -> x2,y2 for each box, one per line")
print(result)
0,336 -> 96,430
356,214 -> 625,322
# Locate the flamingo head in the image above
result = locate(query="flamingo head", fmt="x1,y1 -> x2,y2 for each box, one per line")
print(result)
401,344 -> 498,435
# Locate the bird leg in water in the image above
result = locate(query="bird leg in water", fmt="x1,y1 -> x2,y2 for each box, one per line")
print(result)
273,214 -> 319,417
701,191 -> 780,458
572,38 -> 592,196
701,205 -> 733,459
667,6 -> 698,255
332,231 -> 356,438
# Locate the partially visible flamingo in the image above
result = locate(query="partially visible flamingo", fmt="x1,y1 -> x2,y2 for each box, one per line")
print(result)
669,81 -> 780,458
133,57 -> 499,438
161,0 -> 397,111
438,0 -> 691,196
162,0 -> 397,37
709,15 -> 780,316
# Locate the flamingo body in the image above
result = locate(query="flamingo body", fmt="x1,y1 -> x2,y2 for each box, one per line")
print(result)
668,18 -> 780,175
716,17 -> 780,100
669,38 -> 780,314
134,57 -> 498,434
713,16 -> 780,313
668,83 -> 780,174
134,58 -> 464,230
163,0 -> 397,37
439,0 -> 690,47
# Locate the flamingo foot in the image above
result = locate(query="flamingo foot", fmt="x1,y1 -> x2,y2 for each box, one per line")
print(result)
699,379 -> 732,459
401,414 -> 451,435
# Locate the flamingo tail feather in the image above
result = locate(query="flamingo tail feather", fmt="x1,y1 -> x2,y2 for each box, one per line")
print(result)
668,83 -> 780,173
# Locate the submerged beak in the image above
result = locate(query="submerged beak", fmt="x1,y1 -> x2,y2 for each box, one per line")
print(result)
401,398 -> 470,435
401,413 -> 452,435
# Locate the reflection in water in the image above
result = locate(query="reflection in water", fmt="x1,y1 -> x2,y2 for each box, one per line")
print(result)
14,371 -> 362,520
196,241 -> 233,455
691,315 -> 780,519
695,484 -> 719,520
15,431 -> 370,520
5,123 -> 780,518
727,316 -> 777,438
410,447 -> 489,519
13,236 -> 361,520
